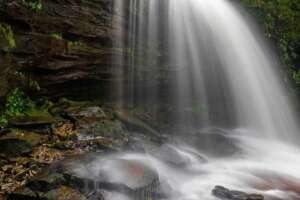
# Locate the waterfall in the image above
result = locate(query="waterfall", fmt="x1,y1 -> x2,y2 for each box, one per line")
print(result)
113,0 -> 299,141
70,1 -> 300,200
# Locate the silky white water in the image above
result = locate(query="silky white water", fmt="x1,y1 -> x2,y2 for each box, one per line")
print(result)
71,0 -> 300,199
72,130 -> 300,199
113,135 -> 300,200
114,0 -> 299,138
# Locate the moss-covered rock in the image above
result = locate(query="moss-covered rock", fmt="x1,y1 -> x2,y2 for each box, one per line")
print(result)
65,106 -> 106,119
0,0 -> 127,98
9,115 -> 58,127
0,130 -> 46,146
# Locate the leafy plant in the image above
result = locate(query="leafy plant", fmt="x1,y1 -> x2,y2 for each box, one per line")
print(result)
22,0 -> 42,12
0,23 -> 16,50
4,88 -> 32,117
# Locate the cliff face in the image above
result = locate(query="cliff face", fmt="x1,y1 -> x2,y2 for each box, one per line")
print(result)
0,0 -> 128,99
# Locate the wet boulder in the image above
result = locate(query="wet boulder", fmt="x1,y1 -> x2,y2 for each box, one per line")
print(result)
154,144 -> 206,167
115,111 -> 164,143
76,118 -> 125,139
178,128 -> 239,157
212,186 -> 264,200
69,156 -> 160,199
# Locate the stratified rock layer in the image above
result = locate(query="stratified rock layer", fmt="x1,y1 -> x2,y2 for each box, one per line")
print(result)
0,0 -> 128,98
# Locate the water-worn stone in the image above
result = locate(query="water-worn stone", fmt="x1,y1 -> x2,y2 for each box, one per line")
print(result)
212,186 -> 264,200
0,138 -> 32,157
178,128 -> 239,157
115,111 -> 163,143
65,106 -> 106,119
67,155 -> 160,199
154,144 -> 206,167
76,117 -> 126,140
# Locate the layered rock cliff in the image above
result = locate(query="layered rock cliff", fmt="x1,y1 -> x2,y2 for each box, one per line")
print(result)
0,0 -> 128,99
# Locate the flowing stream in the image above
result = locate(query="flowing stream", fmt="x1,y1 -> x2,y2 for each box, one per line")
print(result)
73,0 -> 300,199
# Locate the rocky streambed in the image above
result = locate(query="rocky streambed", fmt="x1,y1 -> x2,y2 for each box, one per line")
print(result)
0,100 -> 154,199
0,100 -> 299,200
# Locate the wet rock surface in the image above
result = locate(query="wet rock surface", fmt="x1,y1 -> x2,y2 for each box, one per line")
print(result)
115,111 -> 165,143
178,128 -> 240,157
0,101 -> 166,199
154,144 -> 207,167
212,186 -> 264,200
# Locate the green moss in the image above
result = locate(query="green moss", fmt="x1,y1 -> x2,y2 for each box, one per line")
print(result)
68,40 -> 86,47
22,0 -> 42,11
0,23 -> 16,51
51,33 -> 63,40
50,34 -> 87,49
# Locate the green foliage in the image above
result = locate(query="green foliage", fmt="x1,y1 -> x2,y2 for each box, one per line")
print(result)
68,40 -> 85,47
240,0 -> 300,87
29,79 -> 41,91
0,88 -> 30,128
0,115 -> 8,128
0,88 -> 54,128
0,23 -> 16,50
4,88 -> 32,117
51,33 -> 63,40
22,0 -> 42,12
293,70 -> 300,84
50,33 -> 86,48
